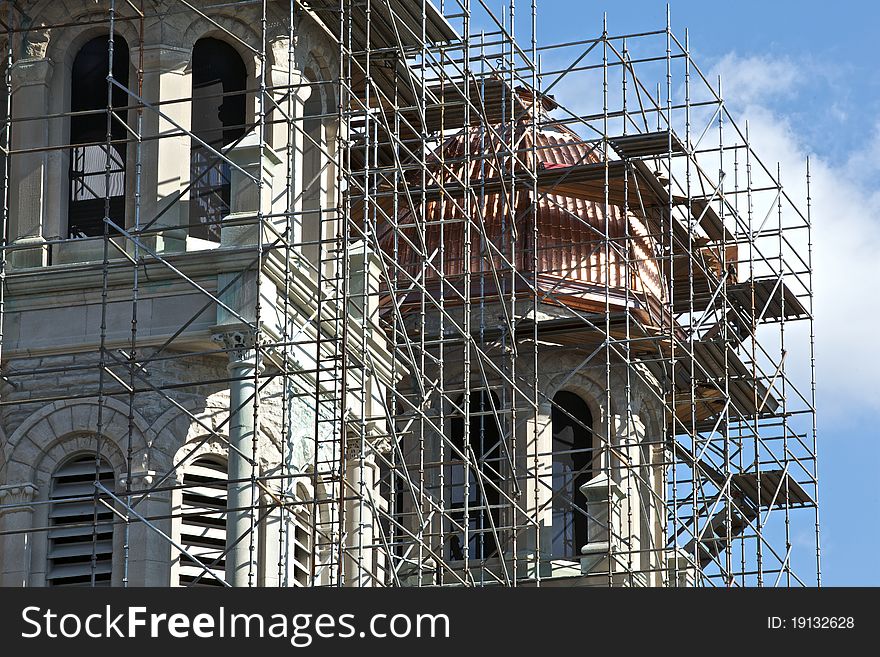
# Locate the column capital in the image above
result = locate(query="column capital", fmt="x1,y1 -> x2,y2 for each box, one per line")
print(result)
267,39 -> 310,101
270,67 -> 312,102
0,482 -> 39,513
10,57 -> 53,89
119,470 -> 160,492
138,45 -> 190,74
212,329 -> 264,369
345,424 -> 392,461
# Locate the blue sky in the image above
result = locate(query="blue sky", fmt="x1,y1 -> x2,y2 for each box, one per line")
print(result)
490,1 -> 879,585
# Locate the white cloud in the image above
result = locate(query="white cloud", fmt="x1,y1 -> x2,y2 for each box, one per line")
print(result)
712,53 -> 803,105
711,54 -> 880,422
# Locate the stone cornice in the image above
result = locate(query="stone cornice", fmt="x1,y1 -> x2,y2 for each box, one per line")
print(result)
4,246 -> 256,298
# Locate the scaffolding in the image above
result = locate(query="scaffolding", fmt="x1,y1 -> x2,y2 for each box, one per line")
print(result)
0,0 -> 819,588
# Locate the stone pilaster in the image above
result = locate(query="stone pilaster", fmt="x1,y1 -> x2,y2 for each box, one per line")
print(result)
0,483 -> 39,586
118,470 -> 173,586
578,473 -> 624,577
137,45 -> 191,253
8,58 -> 52,268
529,401 -> 553,568
220,130 -> 282,248
266,41 -> 311,247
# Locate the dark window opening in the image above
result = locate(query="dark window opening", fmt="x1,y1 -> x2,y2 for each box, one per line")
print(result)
551,391 -> 594,559
189,38 -> 247,241
449,391 -> 503,561
302,87 -> 322,268
68,36 -> 129,238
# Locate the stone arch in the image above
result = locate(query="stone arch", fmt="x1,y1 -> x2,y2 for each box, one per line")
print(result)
35,432 -> 128,493
291,476 -> 329,531
182,15 -> 262,79
22,428 -> 131,588
151,401 -> 230,484
543,368 -> 608,428
4,397 -> 152,487
152,393 -> 284,484
41,9 -> 141,70
172,429 -> 229,473
22,0 -> 160,39
294,14 -> 338,77
182,16 -> 266,164
302,48 -> 337,117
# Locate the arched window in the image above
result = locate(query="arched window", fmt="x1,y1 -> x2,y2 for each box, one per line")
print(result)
68,35 -> 129,238
551,391 -> 594,559
189,38 -> 247,241
448,391 -> 503,561
177,456 -> 227,586
47,454 -> 115,586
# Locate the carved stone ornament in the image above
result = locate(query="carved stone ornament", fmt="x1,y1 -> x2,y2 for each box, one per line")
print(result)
0,483 -> 39,508
212,330 -> 261,365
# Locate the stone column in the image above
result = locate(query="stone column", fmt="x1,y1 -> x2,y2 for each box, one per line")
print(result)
666,549 -> 696,587
610,413 -> 647,578
510,399 -> 553,580
261,484 -> 282,587
136,45 -> 191,253
346,242 -> 386,419
0,483 -> 39,586
651,442 -> 667,586
8,57 -> 52,268
343,431 -> 389,587
119,469 -> 172,586
212,330 -> 263,587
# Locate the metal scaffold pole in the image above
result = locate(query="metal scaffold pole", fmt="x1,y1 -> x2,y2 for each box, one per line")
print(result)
0,0 -> 819,589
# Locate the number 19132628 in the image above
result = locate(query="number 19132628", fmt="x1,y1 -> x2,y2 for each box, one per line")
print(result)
768,616 -> 855,630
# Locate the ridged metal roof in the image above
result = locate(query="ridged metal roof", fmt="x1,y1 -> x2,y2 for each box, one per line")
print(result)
378,96 -> 667,321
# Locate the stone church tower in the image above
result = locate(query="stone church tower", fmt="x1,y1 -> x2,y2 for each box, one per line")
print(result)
0,0 -> 395,587
0,0 -> 816,589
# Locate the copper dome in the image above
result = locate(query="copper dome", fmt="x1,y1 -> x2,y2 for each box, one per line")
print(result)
377,90 -> 667,323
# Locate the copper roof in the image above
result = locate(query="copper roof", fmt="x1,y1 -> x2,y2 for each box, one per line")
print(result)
377,94 -> 667,324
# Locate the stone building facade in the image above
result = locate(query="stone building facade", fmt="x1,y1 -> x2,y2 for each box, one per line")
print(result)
0,0 -> 671,587
0,0 -> 376,587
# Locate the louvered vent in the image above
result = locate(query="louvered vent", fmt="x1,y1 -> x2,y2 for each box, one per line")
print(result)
178,456 -> 227,586
292,510 -> 311,586
47,455 -> 115,587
